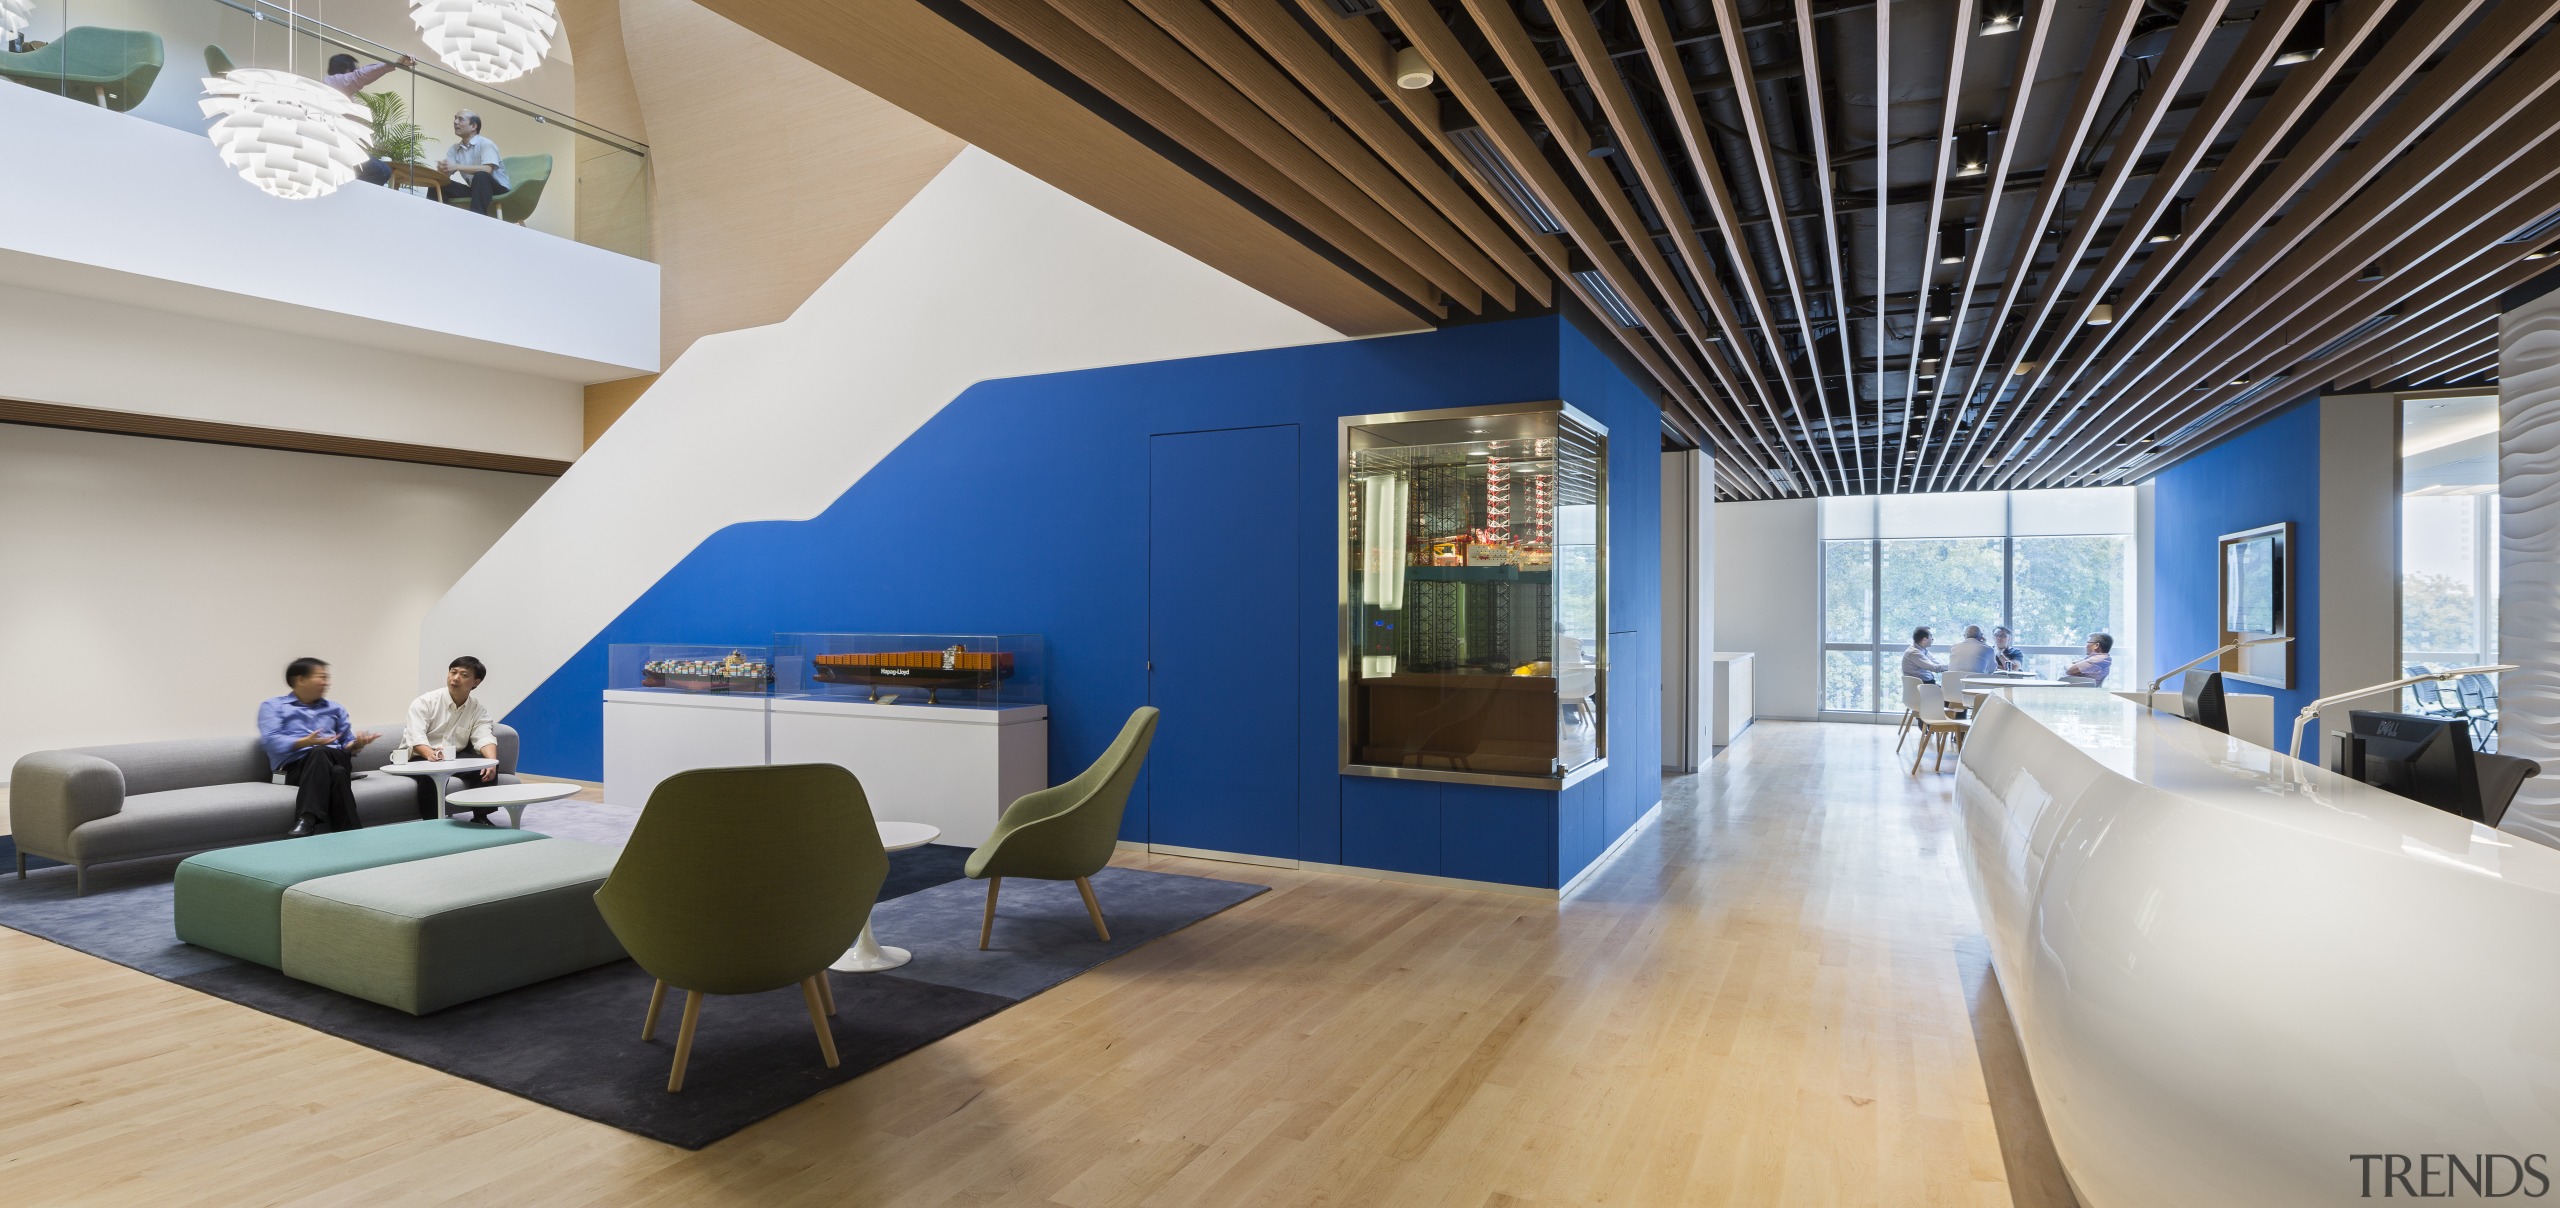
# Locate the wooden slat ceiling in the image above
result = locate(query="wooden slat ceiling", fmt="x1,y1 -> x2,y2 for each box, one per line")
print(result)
846,0 -> 2560,498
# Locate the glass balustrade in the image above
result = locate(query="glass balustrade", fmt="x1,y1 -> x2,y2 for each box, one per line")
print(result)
3,0 -> 649,258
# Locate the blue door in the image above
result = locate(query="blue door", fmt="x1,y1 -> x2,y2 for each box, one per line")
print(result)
1148,425 -> 1299,859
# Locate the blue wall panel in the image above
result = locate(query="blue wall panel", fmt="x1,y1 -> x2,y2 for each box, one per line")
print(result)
505,316 -> 1665,888
2149,398 -> 2323,726
1344,776 -> 1441,876
1440,783 -> 1557,888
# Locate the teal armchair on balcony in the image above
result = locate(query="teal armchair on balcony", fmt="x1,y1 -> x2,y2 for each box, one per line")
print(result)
0,27 -> 164,112
203,44 -> 234,77
442,154 -> 552,225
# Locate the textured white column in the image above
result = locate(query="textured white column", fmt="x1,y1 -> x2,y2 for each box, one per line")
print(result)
2499,291 -> 2560,844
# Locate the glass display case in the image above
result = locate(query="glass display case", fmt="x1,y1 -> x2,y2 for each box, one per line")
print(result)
1341,402 -> 1606,785
608,644 -> 775,694
773,633 -> 1045,707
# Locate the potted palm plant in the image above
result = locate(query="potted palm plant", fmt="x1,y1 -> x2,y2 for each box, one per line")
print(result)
358,89 -> 426,188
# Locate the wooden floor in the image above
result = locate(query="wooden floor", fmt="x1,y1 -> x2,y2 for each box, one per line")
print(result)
0,722 -> 2073,1206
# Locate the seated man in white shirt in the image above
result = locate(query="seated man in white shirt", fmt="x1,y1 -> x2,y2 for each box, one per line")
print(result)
1900,627 -> 1948,685
1945,625 -> 1997,680
402,655 -> 501,819
437,110 -> 512,217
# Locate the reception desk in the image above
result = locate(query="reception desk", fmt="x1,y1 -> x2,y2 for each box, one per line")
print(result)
1956,688 -> 2560,1207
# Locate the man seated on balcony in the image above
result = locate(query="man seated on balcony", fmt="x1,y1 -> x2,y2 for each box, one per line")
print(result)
438,110 -> 511,217
324,52 -> 415,186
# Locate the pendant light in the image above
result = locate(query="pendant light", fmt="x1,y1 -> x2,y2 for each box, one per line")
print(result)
2087,303 -> 2116,326
409,0 -> 559,84
1927,285 -> 1954,323
1977,0 -> 2024,35
1,0 -> 34,41
1951,126 -> 1993,178
2148,198 -> 2187,244
1393,46 -> 1434,91
2273,4 -> 2326,67
1937,224 -> 1968,265
200,69 -> 373,200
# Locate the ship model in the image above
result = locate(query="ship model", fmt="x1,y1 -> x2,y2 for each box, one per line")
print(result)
813,643 -> 1015,703
640,650 -> 771,693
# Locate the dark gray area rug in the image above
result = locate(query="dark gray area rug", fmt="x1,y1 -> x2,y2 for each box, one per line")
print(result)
0,830 -> 1264,1149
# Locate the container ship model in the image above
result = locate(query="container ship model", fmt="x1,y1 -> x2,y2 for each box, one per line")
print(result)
639,651 -> 772,693
812,644 -> 1015,703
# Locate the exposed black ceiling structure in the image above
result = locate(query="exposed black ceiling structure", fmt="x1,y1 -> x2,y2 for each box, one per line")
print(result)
940,0 -> 2558,498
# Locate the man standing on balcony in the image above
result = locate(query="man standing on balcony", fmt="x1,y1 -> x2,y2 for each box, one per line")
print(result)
324,52 -> 415,186
438,110 -> 511,218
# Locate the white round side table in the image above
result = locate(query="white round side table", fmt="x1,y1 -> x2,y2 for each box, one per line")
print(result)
832,820 -> 941,973
443,781 -> 579,828
377,757 -> 500,819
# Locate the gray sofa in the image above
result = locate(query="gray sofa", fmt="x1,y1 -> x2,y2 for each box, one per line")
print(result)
10,724 -> 522,893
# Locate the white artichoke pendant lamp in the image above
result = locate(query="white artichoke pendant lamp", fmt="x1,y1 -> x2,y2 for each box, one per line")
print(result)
1,0 -> 35,41
199,69 -> 373,200
408,0 -> 558,84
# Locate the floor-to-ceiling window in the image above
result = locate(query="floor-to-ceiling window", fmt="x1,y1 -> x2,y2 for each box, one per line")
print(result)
1820,490 -> 2138,714
2400,395 -> 2500,747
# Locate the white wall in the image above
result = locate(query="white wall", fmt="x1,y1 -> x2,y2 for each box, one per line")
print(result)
1714,497 -> 1820,721
424,147 -> 1346,715
0,279 -> 582,459
0,82 -> 655,381
2500,291 -> 2560,845
0,424 -> 549,777
2318,392 -> 2405,751
1660,449 -> 1713,769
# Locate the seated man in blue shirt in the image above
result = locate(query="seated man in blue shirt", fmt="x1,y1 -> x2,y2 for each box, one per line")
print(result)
2064,633 -> 2116,685
258,657 -> 382,838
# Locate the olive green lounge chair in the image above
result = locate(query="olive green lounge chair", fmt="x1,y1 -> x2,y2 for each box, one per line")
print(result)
967,706 -> 1159,950
592,763 -> 888,1093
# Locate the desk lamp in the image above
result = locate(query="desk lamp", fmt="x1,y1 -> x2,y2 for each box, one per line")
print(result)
2286,664 -> 2517,761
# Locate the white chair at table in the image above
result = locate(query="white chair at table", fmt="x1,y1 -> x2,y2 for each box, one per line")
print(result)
1908,682 -> 1971,776
1896,675 -> 1925,751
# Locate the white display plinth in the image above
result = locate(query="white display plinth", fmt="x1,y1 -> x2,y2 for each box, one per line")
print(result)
1710,652 -> 1754,747
768,697 -> 1047,847
602,689 -> 769,807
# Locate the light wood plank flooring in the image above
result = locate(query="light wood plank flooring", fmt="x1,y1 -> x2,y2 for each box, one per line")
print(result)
0,722 -> 2071,1205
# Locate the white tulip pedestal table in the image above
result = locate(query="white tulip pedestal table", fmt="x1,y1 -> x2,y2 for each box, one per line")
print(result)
376,757 -> 499,820
443,781 -> 580,829
832,820 -> 942,973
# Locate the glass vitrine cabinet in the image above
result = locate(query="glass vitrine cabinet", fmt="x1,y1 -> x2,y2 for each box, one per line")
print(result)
1340,402 -> 1606,786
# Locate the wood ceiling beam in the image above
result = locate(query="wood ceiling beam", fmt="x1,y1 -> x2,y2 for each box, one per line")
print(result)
1204,0 -> 1549,305
2333,303 -> 2497,389
2073,228 -> 2558,486
2032,22 -> 2560,485
961,0 -> 1445,311
1401,0 -> 1812,492
1785,0 -> 1868,494
1939,0 -> 2305,492
1284,0 -> 1775,495
1953,0 -> 2234,491
1699,0 -> 1848,485
1120,0 -> 1520,308
1908,0 -> 2069,493
2399,335 -> 2501,391
1994,0 -> 2524,484
1544,0 -> 1817,483
1886,0 -> 1976,493
1023,0 -> 1483,311
1625,0 -> 1822,484
1870,0 -> 1887,495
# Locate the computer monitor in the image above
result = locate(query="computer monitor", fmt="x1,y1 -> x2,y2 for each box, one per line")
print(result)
2181,670 -> 2229,734
2334,710 -> 2486,821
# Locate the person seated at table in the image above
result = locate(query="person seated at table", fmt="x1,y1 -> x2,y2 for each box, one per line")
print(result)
2064,633 -> 2115,684
400,655 -> 501,819
1945,625 -> 1996,680
1901,627 -> 1947,685
1990,626 -> 2025,671
323,52 -> 415,185
437,110 -> 510,217
259,658 -> 381,838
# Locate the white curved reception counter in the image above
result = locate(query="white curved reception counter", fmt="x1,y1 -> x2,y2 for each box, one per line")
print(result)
1955,687 -> 2560,1206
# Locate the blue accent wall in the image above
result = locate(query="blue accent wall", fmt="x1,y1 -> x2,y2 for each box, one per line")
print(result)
2150,397 -> 2322,726
504,316 -> 1664,888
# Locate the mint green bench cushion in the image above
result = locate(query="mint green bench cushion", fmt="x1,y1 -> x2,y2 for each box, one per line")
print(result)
174,821 -> 545,968
280,839 -> 627,1015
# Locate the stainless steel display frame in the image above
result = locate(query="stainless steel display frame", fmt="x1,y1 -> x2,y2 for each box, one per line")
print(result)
1337,400 -> 1609,791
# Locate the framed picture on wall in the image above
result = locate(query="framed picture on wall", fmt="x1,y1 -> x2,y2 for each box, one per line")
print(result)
2218,521 -> 2294,688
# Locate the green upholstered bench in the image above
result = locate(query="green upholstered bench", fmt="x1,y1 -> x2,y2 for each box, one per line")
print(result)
173,821 -> 545,968
278,839 -> 626,1015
